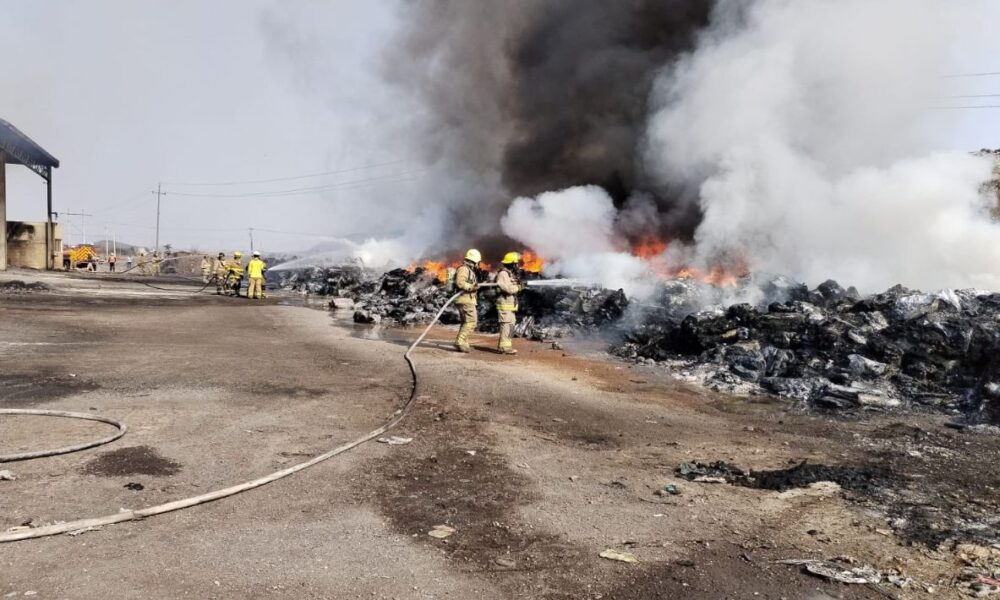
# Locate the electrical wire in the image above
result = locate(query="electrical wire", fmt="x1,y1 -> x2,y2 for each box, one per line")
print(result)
943,71 -> 1000,78
163,171 -> 426,199
162,159 -> 411,187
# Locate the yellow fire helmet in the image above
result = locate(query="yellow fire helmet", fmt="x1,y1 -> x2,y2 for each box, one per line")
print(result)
234,251 -> 243,258
501,251 -> 521,265
464,248 -> 482,263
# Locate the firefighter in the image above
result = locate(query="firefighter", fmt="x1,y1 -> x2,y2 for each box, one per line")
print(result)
225,251 -> 245,296
200,255 -> 211,283
496,252 -> 524,355
213,252 -> 228,295
246,251 -> 267,299
453,249 -> 482,353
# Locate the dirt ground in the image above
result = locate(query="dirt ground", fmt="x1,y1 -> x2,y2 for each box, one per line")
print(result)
1,271 -> 998,599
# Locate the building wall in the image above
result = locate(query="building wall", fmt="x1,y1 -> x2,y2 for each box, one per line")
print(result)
6,221 -> 63,269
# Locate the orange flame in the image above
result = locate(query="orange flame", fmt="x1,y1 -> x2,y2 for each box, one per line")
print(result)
631,236 -> 668,259
521,250 -> 544,273
630,237 -> 746,288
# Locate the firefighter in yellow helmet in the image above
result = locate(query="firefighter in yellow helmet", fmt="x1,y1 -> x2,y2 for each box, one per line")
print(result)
453,249 -> 481,353
225,251 -> 245,296
496,252 -> 525,355
213,252 -> 228,295
246,251 -> 267,299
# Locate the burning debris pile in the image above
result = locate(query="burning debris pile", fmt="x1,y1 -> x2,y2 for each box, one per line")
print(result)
273,263 -> 629,334
614,280 -> 1000,424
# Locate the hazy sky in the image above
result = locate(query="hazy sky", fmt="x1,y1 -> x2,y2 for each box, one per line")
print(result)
1,0 -> 406,252
1,1 -> 999,254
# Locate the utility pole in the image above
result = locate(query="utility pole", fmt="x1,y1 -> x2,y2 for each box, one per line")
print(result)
104,225 -> 109,258
153,182 -> 162,254
249,228 -> 254,253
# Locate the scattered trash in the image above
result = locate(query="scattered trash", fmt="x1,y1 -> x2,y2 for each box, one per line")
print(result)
494,557 -> 516,569
777,559 -> 881,584
427,525 -> 456,539
465,450 -> 476,456
675,558 -> 696,567
655,484 -> 681,496
569,475 -> 579,482
377,436 -> 413,446
123,482 -> 144,491
693,476 -> 727,484
0,470 -> 16,481
67,526 -> 103,537
599,549 -> 639,564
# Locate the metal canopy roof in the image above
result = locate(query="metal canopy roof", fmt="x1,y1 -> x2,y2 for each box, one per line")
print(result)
0,118 -> 59,180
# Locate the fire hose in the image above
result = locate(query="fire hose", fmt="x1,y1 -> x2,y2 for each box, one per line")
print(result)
0,410 -> 126,463
0,284 -> 499,543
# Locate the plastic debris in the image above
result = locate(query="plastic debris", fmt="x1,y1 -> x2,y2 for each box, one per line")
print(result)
67,526 -> 103,537
777,559 -> 881,584
377,436 -> 413,445
428,525 -> 456,539
657,484 -> 681,496
600,549 -> 639,564
0,470 -> 16,481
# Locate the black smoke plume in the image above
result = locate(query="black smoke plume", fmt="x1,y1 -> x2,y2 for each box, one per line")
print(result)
386,0 -> 714,242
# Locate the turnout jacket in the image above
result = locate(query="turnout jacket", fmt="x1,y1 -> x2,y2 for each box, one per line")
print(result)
495,266 -> 522,312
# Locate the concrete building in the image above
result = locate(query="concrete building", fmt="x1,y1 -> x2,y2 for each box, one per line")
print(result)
0,118 -> 60,270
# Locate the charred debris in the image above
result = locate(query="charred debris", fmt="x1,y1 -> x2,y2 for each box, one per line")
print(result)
273,264 -> 1000,427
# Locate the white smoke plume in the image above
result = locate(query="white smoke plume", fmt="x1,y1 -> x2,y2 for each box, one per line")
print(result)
643,0 -> 1000,293
501,186 -> 656,295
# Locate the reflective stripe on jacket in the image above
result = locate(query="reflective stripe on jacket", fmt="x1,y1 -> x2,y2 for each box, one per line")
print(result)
495,267 -> 521,312
226,260 -> 245,275
453,262 -> 478,305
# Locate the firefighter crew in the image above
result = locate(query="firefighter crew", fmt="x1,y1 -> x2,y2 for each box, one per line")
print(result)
200,255 -> 211,283
225,251 -> 245,296
453,249 -> 481,353
213,252 -> 228,295
496,252 -> 525,355
246,251 -> 267,299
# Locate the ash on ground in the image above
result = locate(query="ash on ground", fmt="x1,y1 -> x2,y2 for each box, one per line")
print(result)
0,280 -> 50,294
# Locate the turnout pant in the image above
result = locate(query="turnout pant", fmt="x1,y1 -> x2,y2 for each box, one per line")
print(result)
498,310 -> 516,352
247,277 -> 264,299
455,303 -> 477,348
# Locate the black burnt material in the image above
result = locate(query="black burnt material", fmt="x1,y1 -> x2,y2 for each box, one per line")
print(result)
614,281 -> 1000,424
675,460 -> 891,495
274,264 -> 628,338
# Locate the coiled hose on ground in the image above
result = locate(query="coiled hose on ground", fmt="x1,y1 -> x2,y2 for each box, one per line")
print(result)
0,288 -> 487,543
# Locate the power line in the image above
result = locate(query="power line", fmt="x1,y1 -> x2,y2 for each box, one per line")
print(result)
928,105 -> 1000,110
162,159 -> 410,187
89,191 -> 151,215
163,171 -> 426,199
943,71 -> 1000,79
937,93 -> 1000,99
